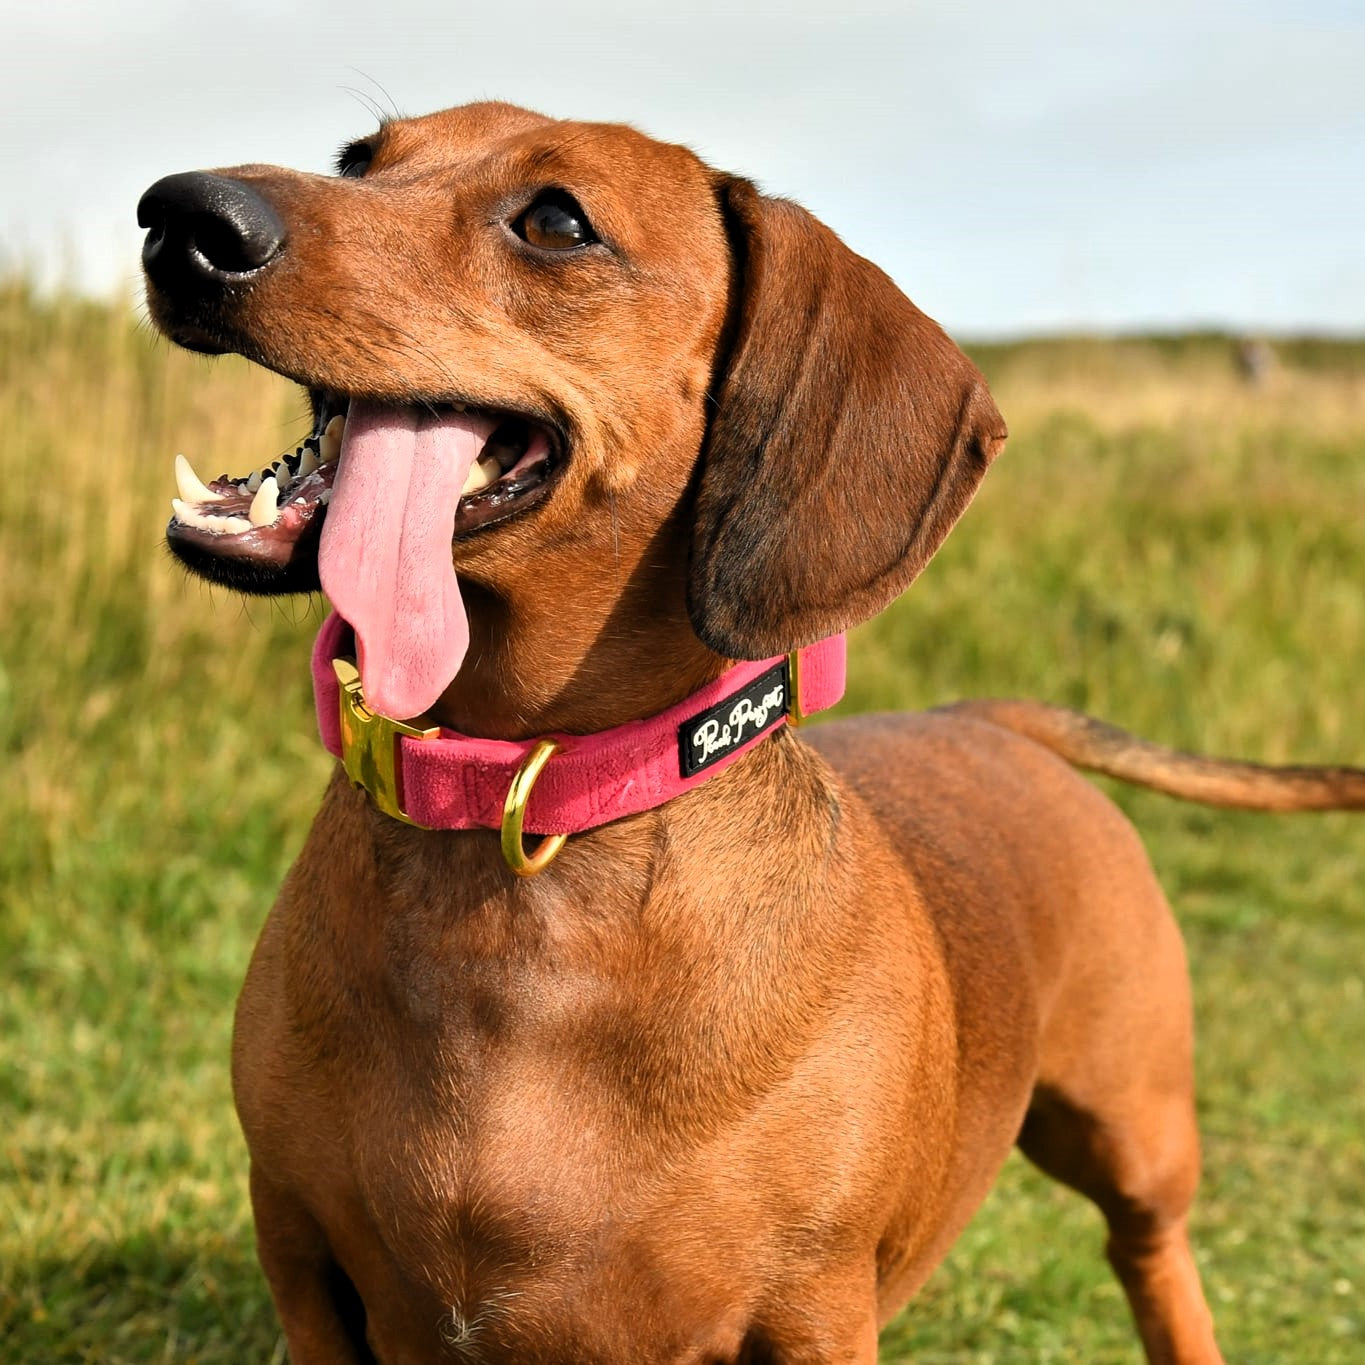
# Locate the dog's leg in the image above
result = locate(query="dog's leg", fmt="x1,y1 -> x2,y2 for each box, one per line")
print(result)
1020,1086 -> 1222,1364
1015,903 -> 1224,1365
841,1313 -> 880,1365
751,1269 -> 880,1365
1106,1214 -> 1222,1365
744,1320 -> 878,1365
249,1166 -> 377,1364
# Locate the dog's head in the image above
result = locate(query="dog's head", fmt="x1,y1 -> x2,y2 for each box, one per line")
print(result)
141,101 -> 1005,728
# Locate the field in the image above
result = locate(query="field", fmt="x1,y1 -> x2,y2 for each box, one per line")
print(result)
1,279 -> 1361,1362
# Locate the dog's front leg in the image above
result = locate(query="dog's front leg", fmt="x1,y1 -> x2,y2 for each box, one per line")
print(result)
753,1267 -> 881,1365
249,1166 -> 376,1364
823,1314 -> 879,1365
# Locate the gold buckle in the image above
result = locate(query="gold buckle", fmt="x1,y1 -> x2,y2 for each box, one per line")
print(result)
786,649 -> 807,727
500,738 -> 568,878
332,658 -> 439,826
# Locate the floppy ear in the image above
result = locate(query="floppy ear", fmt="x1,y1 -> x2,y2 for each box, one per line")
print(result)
687,176 -> 1007,659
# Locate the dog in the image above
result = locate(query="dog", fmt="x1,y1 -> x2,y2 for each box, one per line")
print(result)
138,101 -> 1363,1364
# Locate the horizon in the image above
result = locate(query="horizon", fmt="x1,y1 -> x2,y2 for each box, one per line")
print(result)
8,275 -> 1361,346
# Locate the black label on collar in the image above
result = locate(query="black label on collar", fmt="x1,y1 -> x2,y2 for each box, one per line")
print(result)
678,660 -> 790,778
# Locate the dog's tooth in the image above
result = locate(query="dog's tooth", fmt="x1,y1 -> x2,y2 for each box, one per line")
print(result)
171,497 -> 217,531
244,469 -> 262,493
298,446 -> 320,477
319,488 -> 332,505
174,454 -> 224,504
171,498 -> 250,534
320,415 -> 344,463
461,457 -> 500,497
248,476 -> 280,528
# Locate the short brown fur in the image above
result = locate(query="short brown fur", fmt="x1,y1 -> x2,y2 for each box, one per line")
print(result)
142,102 -> 1362,1364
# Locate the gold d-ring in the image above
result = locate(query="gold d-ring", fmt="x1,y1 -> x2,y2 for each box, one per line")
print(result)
786,650 -> 807,727
500,739 -> 568,877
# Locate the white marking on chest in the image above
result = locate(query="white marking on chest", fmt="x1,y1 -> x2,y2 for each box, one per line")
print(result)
439,1290 -> 522,1361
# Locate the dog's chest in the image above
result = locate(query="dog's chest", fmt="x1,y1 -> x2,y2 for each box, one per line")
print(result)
234,781 -> 924,1357
295,1050 -> 776,1362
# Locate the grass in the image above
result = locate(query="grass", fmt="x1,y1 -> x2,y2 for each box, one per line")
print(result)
1,281 -> 1361,1362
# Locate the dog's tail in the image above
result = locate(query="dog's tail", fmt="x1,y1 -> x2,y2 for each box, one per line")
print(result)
940,700 -> 1365,812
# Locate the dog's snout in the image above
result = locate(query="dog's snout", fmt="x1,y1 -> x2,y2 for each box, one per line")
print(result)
138,172 -> 286,289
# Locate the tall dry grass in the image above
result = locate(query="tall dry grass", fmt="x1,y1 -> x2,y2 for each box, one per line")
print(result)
2,279 -> 325,847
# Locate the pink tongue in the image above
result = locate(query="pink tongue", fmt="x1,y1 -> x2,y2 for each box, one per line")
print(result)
319,400 -> 497,720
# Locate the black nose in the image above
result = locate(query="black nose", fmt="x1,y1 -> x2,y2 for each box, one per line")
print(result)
138,172 -> 287,289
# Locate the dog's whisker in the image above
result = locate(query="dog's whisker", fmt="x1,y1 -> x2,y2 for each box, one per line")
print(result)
345,67 -> 403,123
339,84 -> 389,130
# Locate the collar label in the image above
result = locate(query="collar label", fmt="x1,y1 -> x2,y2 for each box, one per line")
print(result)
678,660 -> 789,778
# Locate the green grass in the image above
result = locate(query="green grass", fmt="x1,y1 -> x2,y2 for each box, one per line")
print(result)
1,284 -> 1361,1362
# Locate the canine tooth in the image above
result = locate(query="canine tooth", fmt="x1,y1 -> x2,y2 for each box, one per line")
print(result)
175,454 -> 224,504
320,415 -> 344,463
461,457 -> 499,497
248,476 -> 280,527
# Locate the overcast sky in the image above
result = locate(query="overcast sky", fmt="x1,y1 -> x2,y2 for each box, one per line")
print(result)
4,0 -> 1362,336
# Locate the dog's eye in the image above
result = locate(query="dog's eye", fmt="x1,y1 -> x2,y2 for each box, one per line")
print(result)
337,142 -> 373,179
514,191 -> 598,250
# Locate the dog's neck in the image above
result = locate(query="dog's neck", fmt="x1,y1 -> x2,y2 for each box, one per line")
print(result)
429,520 -> 728,740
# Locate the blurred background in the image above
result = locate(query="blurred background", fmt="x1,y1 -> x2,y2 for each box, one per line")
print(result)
2,3 -> 1361,1361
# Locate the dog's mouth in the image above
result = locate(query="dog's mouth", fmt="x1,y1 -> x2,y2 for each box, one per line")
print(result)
167,390 -> 562,594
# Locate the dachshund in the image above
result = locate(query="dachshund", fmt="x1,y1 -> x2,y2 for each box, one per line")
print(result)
138,100 -> 1363,1364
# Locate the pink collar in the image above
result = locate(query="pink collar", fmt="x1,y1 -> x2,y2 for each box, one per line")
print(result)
312,612 -> 846,839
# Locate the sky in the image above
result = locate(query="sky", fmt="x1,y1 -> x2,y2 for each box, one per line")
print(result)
3,0 -> 1362,337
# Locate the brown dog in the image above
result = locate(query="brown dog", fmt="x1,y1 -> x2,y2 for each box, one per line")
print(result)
138,101 -> 1363,1364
